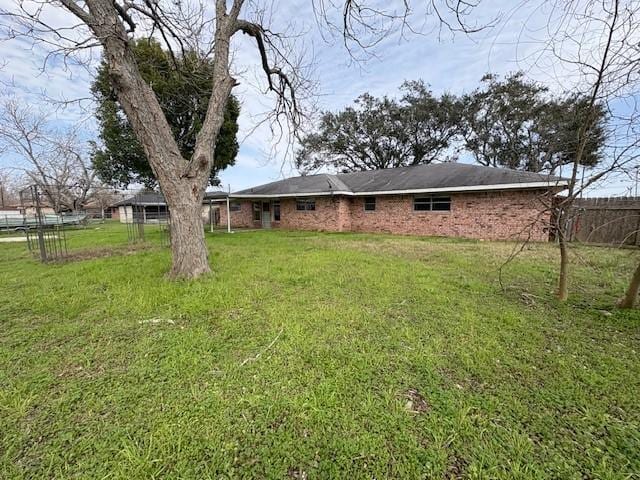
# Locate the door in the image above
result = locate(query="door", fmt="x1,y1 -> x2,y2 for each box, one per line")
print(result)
261,201 -> 271,229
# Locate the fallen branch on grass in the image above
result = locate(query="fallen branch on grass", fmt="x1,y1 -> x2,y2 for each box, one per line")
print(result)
239,327 -> 284,367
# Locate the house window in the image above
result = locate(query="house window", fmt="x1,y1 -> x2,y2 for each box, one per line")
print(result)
414,196 -> 451,212
252,202 -> 261,221
296,198 -> 315,211
431,196 -> 452,211
230,201 -> 241,212
364,196 -> 376,211
273,200 -> 281,221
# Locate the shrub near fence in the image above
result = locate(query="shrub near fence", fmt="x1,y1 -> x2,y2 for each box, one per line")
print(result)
566,197 -> 640,246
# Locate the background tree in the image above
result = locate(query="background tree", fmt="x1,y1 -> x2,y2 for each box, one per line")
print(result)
0,96 -> 100,212
0,168 -> 21,207
398,81 -> 462,166
461,72 -> 607,173
541,95 -> 607,174
91,39 -> 240,189
296,82 -> 461,173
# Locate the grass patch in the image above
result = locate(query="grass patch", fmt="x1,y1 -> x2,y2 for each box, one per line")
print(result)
1,224 -> 639,478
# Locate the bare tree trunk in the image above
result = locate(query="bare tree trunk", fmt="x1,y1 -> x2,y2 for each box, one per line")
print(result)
557,233 -> 569,301
550,1 -> 620,302
554,199 -> 572,302
167,195 -> 210,279
619,261 -> 640,308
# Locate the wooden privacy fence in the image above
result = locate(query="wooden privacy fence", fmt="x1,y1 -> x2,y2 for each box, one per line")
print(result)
565,197 -> 640,246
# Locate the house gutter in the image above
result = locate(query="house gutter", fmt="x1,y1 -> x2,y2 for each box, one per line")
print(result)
231,191 -> 353,198
230,181 -> 568,199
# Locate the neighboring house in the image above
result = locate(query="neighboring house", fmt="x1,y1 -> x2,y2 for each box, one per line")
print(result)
83,195 -> 126,219
111,192 -> 168,223
222,163 -> 567,241
111,191 -> 229,225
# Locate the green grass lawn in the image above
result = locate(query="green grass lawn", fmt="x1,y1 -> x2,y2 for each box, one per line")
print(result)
1,223 -> 639,479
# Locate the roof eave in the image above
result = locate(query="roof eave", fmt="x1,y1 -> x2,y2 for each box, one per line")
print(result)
112,201 -> 167,207
350,181 -> 568,195
232,190 -> 353,198
231,181 -> 568,198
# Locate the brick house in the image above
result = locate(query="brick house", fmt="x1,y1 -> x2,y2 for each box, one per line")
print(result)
221,163 -> 567,241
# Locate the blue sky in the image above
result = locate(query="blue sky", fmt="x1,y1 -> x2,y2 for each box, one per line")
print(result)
0,0 -> 636,196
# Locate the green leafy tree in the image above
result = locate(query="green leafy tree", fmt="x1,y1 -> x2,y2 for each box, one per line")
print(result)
296,81 -> 461,173
91,39 -> 240,188
461,73 -> 606,173
541,94 -> 607,172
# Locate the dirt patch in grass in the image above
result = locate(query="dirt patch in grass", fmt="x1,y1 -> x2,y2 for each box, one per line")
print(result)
56,362 -> 107,380
404,388 -> 430,414
287,467 -> 308,479
438,367 -> 487,393
445,454 -> 469,479
58,243 -> 158,262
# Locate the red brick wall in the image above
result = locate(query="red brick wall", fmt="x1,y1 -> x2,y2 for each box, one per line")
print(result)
219,200 -> 256,228
225,190 -> 553,240
278,197 -> 345,231
348,191 -> 551,240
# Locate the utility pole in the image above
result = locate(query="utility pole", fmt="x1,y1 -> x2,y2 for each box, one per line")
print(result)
209,198 -> 213,233
226,184 -> 231,234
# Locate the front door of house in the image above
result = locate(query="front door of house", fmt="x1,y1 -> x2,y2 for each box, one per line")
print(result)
262,202 -> 271,229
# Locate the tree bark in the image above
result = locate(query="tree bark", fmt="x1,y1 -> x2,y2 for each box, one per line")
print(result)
166,194 -> 210,279
619,260 -> 640,309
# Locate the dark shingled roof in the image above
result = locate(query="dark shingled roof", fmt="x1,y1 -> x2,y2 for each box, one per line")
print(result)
112,190 -> 229,207
233,163 -> 565,196
235,174 -> 351,195
204,190 -> 229,200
